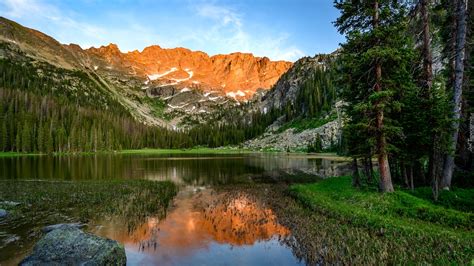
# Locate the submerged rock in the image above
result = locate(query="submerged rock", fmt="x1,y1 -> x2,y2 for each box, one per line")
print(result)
20,226 -> 126,266
0,209 -> 7,218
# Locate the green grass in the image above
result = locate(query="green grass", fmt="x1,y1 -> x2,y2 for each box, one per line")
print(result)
144,97 -> 173,121
277,113 -> 338,133
409,186 -> 474,213
0,152 -> 41,157
290,176 -> 474,264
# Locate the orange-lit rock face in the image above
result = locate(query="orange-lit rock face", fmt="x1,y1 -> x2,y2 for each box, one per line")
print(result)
93,188 -> 291,257
197,192 -> 290,245
87,44 -> 292,99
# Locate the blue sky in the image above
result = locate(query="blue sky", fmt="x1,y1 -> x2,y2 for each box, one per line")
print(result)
0,0 -> 344,61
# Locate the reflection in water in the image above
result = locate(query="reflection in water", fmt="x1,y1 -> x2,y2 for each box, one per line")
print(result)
92,187 -> 300,265
0,153 -> 351,183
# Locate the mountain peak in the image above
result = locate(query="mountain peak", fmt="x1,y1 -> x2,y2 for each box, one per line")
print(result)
0,16 -> 292,100
141,45 -> 162,53
83,43 -> 293,99
103,43 -> 120,51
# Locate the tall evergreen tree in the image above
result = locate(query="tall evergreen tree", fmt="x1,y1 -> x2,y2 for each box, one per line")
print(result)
442,0 -> 469,189
335,0 -> 416,192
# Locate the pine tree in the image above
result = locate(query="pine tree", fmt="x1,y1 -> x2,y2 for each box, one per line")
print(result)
335,0 -> 416,192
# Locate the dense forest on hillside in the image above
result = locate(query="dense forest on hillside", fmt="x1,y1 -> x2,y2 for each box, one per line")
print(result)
0,54 -> 285,151
282,55 -> 338,122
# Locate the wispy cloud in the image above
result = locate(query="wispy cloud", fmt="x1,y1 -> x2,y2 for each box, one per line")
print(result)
192,2 -> 304,61
1,0 -> 106,44
196,4 -> 242,27
2,0 -> 45,18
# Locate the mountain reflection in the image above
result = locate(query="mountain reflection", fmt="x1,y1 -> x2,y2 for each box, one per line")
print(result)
93,187 -> 291,259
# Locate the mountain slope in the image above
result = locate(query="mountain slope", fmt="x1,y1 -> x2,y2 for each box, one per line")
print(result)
0,16 -> 342,153
242,54 -> 343,152
0,16 -> 291,128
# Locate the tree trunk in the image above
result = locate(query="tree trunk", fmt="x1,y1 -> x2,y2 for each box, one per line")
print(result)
363,157 -> 370,182
352,158 -> 361,188
408,166 -> 414,191
442,0 -> 468,189
402,163 -> 409,188
420,0 -> 443,192
373,0 -> 394,192
368,154 -> 374,183
421,0 -> 433,90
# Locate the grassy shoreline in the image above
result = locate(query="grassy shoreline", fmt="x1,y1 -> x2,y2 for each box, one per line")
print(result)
118,147 -> 254,154
0,152 -> 42,157
0,148 -> 253,157
290,176 -> 474,263
0,148 -> 347,157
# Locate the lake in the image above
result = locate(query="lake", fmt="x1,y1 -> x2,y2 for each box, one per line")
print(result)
0,152 -> 351,265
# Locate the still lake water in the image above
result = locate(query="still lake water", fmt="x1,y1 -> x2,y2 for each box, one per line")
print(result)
0,153 -> 351,265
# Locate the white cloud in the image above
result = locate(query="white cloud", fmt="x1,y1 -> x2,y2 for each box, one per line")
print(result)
0,0 -> 166,52
2,0 -> 44,18
196,4 -> 242,27
1,0 -> 105,44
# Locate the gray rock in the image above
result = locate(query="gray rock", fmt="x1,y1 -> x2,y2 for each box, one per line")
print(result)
0,209 -> 7,218
20,226 -> 126,266
244,118 -> 342,152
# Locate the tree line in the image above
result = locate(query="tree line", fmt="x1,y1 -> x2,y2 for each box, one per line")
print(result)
0,86 -> 282,152
335,0 -> 472,196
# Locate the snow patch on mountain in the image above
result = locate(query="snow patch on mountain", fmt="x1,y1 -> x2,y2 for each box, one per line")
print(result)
148,67 -> 178,80
208,96 -> 221,101
226,90 -> 246,99
168,103 -> 188,109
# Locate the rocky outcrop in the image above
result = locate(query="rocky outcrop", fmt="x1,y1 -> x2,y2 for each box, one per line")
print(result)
20,226 -> 126,265
244,119 -> 341,152
258,55 -> 330,112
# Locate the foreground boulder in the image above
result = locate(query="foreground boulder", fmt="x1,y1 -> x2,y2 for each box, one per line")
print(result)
20,226 -> 126,265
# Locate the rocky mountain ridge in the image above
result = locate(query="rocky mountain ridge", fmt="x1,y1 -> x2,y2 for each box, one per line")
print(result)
87,44 -> 291,100
0,16 -> 291,128
0,17 -> 291,100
